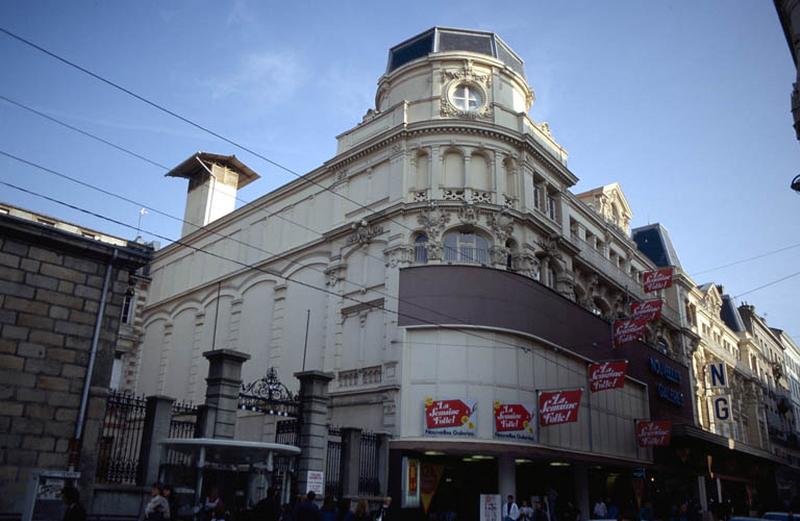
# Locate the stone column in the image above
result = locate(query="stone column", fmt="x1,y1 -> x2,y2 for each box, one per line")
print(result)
202,349 -> 250,439
498,454 -> 516,500
138,395 -> 175,485
340,427 -> 362,497
573,464 -> 590,521
295,370 -> 334,495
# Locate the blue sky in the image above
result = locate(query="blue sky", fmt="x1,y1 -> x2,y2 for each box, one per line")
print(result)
0,1 -> 797,337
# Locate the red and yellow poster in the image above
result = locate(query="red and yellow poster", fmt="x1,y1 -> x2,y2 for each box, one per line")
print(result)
635,420 -> 672,446
424,397 -> 477,436
493,402 -> 536,441
538,389 -> 583,426
643,268 -> 673,292
588,360 -> 628,392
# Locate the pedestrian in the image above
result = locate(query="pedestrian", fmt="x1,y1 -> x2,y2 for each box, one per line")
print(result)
321,496 -> 339,521
200,487 -> 223,521
593,499 -> 607,520
561,502 -> 578,521
533,499 -> 548,521
145,482 -> 170,520
546,488 -> 558,521
61,486 -> 87,521
374,497 -> 392,521
354,500 -> 370,521
606,500 -> 618,521
254,487 -> 283,521
163,485 -> 177,520
338,498 -> 354,521
504,495 -> 520,521
297,491 -> 322,521
520,500 -> 534,521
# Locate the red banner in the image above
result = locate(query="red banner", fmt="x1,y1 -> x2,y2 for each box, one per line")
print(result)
424,398 -> 476,436
613,318 -> 648,347
588,360 -> 629,392
631,299 -> 663,322
636,420 -> 672,446
539,389 -> 583,426
643,268 -> 673,292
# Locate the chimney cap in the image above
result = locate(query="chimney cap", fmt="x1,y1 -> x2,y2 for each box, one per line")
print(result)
166,152 -> 260,189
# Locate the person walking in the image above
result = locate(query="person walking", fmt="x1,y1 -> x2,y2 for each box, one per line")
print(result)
145,482 -> 170,520
297,491 -> 322,521
353,500 -> 370,521
520,500 -> 534,521
338,498 -> 354,521
592,499 -> 607,520
373,497 -> 392,521
61,486 -> 87,521
504,495 -> 520,521
254,487 -> 283,521
321,496 -> 338,521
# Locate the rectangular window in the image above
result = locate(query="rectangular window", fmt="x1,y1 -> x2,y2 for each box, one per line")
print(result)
534,184 -> 543,210
547,196 -> 557,220
121,292 -> 135,325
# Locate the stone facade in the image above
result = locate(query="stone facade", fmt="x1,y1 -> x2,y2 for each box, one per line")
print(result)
0,213 -> 150,515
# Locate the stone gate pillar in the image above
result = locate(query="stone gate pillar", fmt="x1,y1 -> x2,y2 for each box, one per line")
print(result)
201,349 -> 250,439
295,370 -> 334,496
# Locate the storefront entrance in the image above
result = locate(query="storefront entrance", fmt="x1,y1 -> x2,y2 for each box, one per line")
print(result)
426,456 -> 498,521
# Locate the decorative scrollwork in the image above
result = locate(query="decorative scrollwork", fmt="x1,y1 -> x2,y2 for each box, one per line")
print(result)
239,367 -> 299,417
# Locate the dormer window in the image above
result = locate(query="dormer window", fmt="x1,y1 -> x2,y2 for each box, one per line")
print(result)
451,84 -> 483,111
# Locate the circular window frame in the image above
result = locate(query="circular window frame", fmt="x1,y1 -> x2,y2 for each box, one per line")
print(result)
445,80 -> 487,115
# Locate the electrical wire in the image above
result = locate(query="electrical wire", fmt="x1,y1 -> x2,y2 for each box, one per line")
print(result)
691,241 -> 800,277
1,178 -> 629,359
0,25 -> 423,237
0,29 -> 680,344
0,143 -> 622,348
733,270 -> 800,299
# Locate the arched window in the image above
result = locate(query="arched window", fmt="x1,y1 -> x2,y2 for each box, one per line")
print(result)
414,234 -> 429,264
443,230 -> 489,264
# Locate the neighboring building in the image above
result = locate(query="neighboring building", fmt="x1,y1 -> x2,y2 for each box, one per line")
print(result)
777,329 -> 800,438
774,0 -> 800,140
0,203 -> 151,515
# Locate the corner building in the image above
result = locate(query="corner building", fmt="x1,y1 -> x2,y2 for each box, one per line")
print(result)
136,28 -> 698,519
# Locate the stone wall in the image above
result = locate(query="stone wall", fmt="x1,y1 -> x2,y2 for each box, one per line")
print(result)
0,215 -> 150,515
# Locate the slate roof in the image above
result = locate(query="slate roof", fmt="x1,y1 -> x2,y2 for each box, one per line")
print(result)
721,295 -> 746,333
631,223 -> 682,269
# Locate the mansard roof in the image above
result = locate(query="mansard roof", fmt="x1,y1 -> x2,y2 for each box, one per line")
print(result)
721,295 -> 746,333
631,223 -> 682,269
387,27 -> 525,77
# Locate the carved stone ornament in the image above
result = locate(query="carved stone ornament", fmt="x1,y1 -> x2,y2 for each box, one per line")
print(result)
489,245 -> 509,266
417,202 -> 451,239
324,263 -> 347,287
458,202 -> 480,225
489,209 -> 514,242
347,221 -> 384,246
384,244 -> 414,268
439,61 -> 494,120
426,240 -> 444,261
512,253 -> 540,280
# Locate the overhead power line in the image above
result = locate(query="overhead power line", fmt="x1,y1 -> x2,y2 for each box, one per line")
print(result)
0,27 -> 698,340
0,148 -> 613,352
691,241 -> 800,276
1,177 -> 625,359
0,94 -> 616,338
0,25 -> 422,238
733,270 -> 800,299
